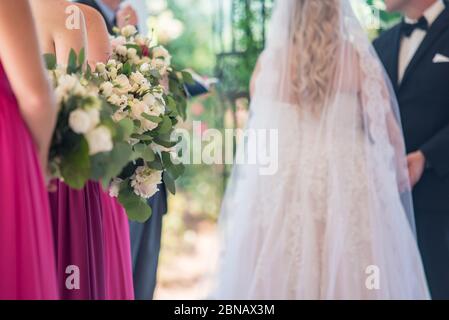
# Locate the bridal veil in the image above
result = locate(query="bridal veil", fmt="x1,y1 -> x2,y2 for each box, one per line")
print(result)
215,0 -> 429,299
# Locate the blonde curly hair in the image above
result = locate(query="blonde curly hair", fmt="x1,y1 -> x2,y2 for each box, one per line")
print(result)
292,0 -> 342,110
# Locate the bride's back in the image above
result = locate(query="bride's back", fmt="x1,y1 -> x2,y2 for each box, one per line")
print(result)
31,0 -> 87,64
253,0 -> 362,114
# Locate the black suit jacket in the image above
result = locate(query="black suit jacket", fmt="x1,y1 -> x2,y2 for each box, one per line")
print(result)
374,3 -> 449,215
75,0 -> 116,34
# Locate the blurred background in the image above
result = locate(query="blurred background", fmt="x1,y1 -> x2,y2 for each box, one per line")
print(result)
130,0 -> 401,299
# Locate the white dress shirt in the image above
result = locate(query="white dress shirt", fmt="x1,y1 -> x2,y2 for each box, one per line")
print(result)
398,0 -> 446,83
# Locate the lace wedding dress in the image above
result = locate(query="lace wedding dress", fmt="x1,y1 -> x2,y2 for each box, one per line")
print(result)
214,0 -> 430,300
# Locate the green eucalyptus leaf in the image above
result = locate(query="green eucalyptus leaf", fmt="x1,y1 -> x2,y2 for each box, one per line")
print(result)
118,186 -> 152,222
60,137 -> 90,190
157,116 -> 172,134
134,143 -> 155,162
141,113 -> 162,123
67,48 -> 77,74
78,47 -> 86,66
43,53 -> 57,70
163,172 -> 176,195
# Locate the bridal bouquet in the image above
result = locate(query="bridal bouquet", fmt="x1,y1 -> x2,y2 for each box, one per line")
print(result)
92,25 -> 190,221
45,49 -> 133,190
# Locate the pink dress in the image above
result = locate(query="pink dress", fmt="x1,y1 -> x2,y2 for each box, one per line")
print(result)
49,181 -> 134,300
101,190 -> 134,300
0,63 -> 58,299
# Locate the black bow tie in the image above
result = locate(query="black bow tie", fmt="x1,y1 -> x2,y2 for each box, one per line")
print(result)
401,17 -> 429,37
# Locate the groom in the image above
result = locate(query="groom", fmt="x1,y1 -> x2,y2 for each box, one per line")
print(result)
374,0 -> 449,299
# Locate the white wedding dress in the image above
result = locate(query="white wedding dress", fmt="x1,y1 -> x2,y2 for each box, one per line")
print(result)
214,0 -> 430,300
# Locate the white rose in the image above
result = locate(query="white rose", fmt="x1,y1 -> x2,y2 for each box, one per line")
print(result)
86,126 -> 113,155
121,25 -> 137,37
140,63 -> 150,73
152,46 -> 170,60
118,95 -> 128,108
113,74 -> 132,94
109,178 -> 123,197
111,36 -> 126,49
96,62 -> 106,73
150,59 -> 168,75
86,108 -> 100,131
108,94 -> 121,106
144,93 -> 157,105
112,109 -> 128,122
130,166 -> 162,199
130,71 -> 146,86
135,34 -> 150,46
116,45 -> 128,56
100,81 -> 114,97
144,94 -> 165,116
127,48 -> 138,60
107,59 -> 117,67
108,67 -> 118,80
137,83 -> 151,95
140,119 -> 158,132
55,74 -> 80,101
69,109 -> 91,134
130,99 -> 148,118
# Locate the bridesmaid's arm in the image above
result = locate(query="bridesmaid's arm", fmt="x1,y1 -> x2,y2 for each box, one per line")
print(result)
53,6 -> 88,66
75,4 -> 112,66
0,0 -> 57,172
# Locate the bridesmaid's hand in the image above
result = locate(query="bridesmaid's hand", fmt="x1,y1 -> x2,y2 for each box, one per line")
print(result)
38,149 -> 51,185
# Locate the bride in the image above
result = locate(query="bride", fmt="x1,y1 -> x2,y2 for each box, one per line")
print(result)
215,0 -> 430,299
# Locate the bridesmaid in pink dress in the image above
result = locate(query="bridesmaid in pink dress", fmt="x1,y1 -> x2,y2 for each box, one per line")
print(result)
0,0 -> 58,299
31,0 -> 134,300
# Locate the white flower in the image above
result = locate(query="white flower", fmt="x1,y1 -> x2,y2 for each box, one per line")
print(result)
96,62 -> 106,73
108,94 -> 121,106
152,46 -> 170,61
85,125 -> 113,155
118,95 -> 128,107
100,81 -> 114,97
109,178 -> 122,197
144,93 -> 165,116
143,93 -> 156,107
115,45 -> 128,57
150,59 -> 168,75
121,25 -> 138,37
112,109 -> 128,122
140,63 -> 150,73
108,94 -> 129,108
86,107 -> 100,131
135,34 -> 150,46
69,109 -> 91,134
130,166 -> 162,199
107,59 -> 117,67
111,36 -> 126,49
130,99 -> 148,118
130,71 -> 146,86
55,74 -> 83,102
113,74 -> 132,94
127,48 -> 138,60
137,83 -> 151,95
108,67 -> 118,80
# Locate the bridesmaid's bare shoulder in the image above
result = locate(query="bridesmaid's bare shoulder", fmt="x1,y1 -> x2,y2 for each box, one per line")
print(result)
73,3 -> 111,64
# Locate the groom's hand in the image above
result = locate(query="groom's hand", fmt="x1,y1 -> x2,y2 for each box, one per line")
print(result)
407,151 -> 426,188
